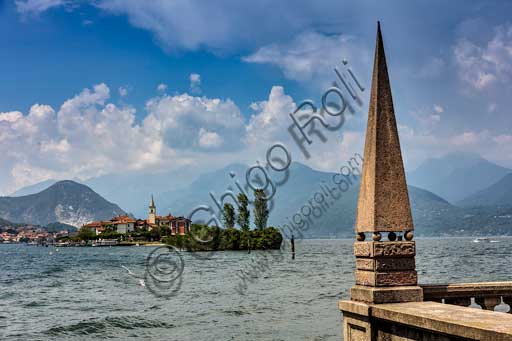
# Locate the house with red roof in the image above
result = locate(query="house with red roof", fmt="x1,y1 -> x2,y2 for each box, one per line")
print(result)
81,196 -> 190,236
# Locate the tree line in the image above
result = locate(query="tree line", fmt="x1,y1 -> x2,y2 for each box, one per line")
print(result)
163,189 -> 281,251
222,189 -> 269,230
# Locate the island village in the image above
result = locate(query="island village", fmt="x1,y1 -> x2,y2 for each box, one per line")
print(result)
0,196 -> 191,246
82,196 -> 191,237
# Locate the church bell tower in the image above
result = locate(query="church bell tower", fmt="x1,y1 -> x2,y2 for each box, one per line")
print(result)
148,195 -> 156,225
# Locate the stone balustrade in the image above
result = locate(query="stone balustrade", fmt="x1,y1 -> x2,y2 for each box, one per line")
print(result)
340,300 -> 512,340
421,281 -> 512,312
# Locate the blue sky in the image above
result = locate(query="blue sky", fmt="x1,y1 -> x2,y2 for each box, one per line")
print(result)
0,0 -> 512,194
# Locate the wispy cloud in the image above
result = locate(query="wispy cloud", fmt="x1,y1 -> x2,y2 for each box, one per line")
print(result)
15,0 -> 67,15
243,32 -> 369,87
454,24 -> 512,90
157,83 -> 168,93
118,86 -> 128,97
189,73 -> 201,94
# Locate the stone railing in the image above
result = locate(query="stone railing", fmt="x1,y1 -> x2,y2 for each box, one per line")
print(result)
340,300 -> 512,340
421,281 -> 512,312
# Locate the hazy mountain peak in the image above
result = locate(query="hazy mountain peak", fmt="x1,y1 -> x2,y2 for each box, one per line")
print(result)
407,152 -> 511,203
0,180 -> 125,227
458,173 -> 512,207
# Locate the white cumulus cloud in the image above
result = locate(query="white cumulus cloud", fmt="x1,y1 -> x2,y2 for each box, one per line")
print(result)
198,128 -> 223,148
0,83 -> 248,194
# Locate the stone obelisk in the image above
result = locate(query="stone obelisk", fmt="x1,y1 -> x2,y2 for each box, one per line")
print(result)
350,22 -> 422,304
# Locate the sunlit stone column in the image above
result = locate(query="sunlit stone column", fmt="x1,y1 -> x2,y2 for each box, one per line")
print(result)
349,22 -> 422,304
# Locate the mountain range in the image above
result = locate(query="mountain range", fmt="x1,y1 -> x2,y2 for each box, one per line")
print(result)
458,173 -> 512,207
155,161 -> 511,237
10,168 -> 197,217
0,217 -> 14,227
406,152 -> 511,203
5,152 -> 512,236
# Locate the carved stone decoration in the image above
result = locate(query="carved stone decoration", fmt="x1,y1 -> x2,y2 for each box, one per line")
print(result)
356,257 -> 416,271
354,242 -> 371,257
373,241 -> 415,257
354,241 -> 416,258
375,257 -> 416,271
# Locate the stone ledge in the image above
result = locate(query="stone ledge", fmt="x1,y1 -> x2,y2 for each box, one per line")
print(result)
372,301 -> 512,340
339,300 -> 371,317
356,257 -> 416,271
350,285 -> 423,304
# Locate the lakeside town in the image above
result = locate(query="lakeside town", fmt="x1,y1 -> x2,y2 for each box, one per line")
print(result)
1,192 -> 282,250
0,196 -> 191,246
0,225 -> 71,245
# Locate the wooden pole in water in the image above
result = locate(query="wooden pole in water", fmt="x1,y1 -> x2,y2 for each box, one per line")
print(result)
291,234 -> 295,260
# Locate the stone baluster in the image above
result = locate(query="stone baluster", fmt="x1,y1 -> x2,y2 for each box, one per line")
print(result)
445,298 -> 471,307
475,297 -> 501,311
503,297 -> 512,313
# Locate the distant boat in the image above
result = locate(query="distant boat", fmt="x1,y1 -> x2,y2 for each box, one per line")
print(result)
473,237 -> 499,243
473,237 -> 490,243
92,239 -> 118,247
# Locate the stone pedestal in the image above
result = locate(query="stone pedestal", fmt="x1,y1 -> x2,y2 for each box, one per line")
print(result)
351,241 -> 422,303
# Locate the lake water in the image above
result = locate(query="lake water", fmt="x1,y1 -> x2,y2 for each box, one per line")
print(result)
1,238 -> 512,340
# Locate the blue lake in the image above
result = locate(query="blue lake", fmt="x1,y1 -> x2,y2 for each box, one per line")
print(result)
1,238 -> 511,340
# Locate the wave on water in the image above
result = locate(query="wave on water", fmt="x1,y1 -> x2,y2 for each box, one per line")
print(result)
41,265 -> 65,276
44,316 -> 175,337
24,301 -> 47,308
223,309 -> 249,316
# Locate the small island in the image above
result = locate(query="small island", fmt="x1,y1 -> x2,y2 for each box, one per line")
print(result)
60,190 -> 282,250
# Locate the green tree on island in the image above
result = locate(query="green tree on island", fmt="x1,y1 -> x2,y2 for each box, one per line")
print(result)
237,192 -> 250,249
78,226 -> 96,240
253,189 -> 269,230
237,193 -> 250,231
222,203 -> 235,229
